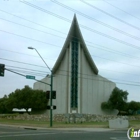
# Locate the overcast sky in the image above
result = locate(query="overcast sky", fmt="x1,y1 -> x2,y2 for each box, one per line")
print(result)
0,0 -> 140,102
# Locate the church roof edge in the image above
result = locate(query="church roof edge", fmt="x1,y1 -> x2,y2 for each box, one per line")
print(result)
52,15 -> 99,75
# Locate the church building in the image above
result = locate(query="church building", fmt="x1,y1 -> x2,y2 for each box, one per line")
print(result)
34,15 -> 116,115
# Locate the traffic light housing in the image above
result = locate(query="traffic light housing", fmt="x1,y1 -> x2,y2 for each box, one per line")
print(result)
46,91 -> 56,99
47,105 -> 56,110
0,64 -> 5,77
52,91 -> 56,99
46,91 -> 50,99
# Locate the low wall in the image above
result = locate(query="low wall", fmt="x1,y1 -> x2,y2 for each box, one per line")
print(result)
0,114 -> 140,122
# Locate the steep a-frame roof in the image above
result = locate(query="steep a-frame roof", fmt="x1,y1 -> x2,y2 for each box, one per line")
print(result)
52,15 -> 99,75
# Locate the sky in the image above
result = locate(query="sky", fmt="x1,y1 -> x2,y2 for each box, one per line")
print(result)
0,0 -> 140,102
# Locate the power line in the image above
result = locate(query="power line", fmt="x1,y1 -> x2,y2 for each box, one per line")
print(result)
1,16 -> 140,61
7,68 -> 47,77
0,57 -> 48,69
0,48 -> 55,61
91,55 -> 140,68
87,43 -> 140,61
6,65 -> 140,87
4,60 -> 140,78
1,46 -> 140,71
0,9 -> 66,35
54,73 -> 140,87
6,65 -> 49,74
5,68 -> 50,85
1,9 -> 140,60
80,0 -> 140,31
1,45 -> 140,70
0,29 -> 61,47
0,17 -> 65,40
20,0 -> 140,51
7,64 -> 140,81
1,16 -> 140,60
103,0 -> 140,21
52,0 -> 140,40
99,68 -> 140,77
0,2 -> 140,58
1,38 -> 140,62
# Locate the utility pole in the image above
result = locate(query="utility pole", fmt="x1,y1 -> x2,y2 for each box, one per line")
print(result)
28,47 -> 53,127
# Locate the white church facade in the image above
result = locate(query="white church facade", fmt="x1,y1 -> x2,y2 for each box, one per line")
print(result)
34,15 -> 116,115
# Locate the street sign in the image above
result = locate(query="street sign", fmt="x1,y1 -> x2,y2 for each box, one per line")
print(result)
26,75 -> 35,80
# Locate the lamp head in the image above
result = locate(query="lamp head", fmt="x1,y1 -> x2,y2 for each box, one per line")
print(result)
28,46 -> 34,50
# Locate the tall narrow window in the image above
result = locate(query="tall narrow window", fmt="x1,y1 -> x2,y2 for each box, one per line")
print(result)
71,38 -> 78,108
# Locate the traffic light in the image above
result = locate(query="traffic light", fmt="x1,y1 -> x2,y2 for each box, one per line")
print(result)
46,91 -> 50,99
46,91 -> 56,99
47,105 -> 56,110
0,64 -> 5,77
52,91 -> 56,99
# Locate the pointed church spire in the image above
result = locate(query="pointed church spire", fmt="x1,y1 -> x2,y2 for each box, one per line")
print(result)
52,15 -> 98,75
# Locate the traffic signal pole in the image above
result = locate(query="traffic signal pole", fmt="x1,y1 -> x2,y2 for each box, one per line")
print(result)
50,71 -> 53,127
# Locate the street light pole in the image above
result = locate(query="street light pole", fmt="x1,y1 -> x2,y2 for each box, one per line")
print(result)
28,46 -> 53,127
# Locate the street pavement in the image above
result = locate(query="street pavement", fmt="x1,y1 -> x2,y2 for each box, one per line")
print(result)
0,125 -> 139,140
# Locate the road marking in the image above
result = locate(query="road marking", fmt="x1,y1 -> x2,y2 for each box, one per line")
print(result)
0,132 -> 56,138
61,131 -> 90,134
110,137 -> 138,140
110,137 -> 117,140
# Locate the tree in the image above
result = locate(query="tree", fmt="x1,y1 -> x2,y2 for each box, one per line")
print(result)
0,86 -> 48,114
101,87 -> 129,112
128,101 -> 140,114
0,97 -> 8,113
31,90 -> 48,110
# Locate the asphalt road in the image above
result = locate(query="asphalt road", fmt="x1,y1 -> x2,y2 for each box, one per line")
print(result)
0,126 -> 139,140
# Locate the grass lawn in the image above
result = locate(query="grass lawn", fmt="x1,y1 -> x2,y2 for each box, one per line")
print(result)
129,120 -> 140,129
0,118 -> 139,128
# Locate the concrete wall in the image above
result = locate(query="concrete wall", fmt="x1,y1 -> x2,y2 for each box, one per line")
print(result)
53,45 -> 70,114
79,46 -> 116,115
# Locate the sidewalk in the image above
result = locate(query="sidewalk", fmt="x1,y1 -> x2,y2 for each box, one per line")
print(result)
0,124 -> 115,132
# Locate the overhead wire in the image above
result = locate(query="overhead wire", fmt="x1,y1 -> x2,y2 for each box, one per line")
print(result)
5,65 -> 140,87
7,68 -> 47,77
51,0 -> 140,39
91,54 -> 140,68
6,64 -> 140,78
19,0 -> 140,51
1,57 -> 138,77
0,9 -> 66,35
80,0 -> 140,31
6,65 -> 49,74
2,57 -> 140,84
1,17 -> 140,61
0,48 -> 55,61
1,2 -> 140,70
0,57 -> 48,69
103,0 -> 140,21
1,8 -> 140,61
1,52 -> 140,76
0,29 -> 61,47
0,1 -> 139,87
1,46 -> 140,70
0,17 -> 65,40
